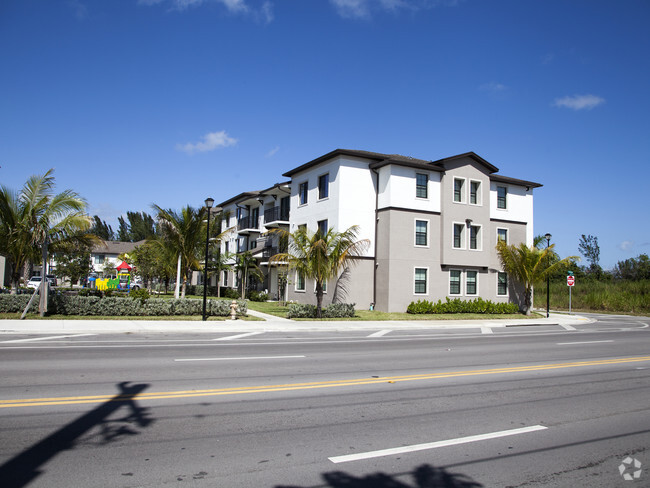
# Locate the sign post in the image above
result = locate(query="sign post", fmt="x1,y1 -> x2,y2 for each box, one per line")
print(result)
567,271 -> 575,313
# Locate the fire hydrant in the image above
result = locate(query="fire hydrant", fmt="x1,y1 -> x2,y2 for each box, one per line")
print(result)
230,300 -> 238,320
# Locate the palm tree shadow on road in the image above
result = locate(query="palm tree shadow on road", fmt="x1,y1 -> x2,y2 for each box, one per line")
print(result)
0,381 -> 154,488
276,463 -> 483,488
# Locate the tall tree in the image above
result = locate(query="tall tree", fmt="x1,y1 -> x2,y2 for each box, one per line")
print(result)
54,243 -> 93,287
152,204 -> 206,298
613,254 -> 650,281
578,234 -> 601,274
0,169 -> 93,294
270,225 -> 370,318
90,215 -> 114,240
496,240 -> 578,315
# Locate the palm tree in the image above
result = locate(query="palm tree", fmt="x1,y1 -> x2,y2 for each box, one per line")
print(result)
496,240 -> 578,315
152,204 -> 206,299
210,250 -> 234,297
235,251 -> 264,299
0,169 -> 93,294
270,225 -> 369,318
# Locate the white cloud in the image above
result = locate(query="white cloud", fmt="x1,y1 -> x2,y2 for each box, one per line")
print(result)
553,94 -> 605,111
479,82 -> 507,93
68,0 -> 88,20
139,0 -> 274,23
619,240 -> 634,251
176,130 -> 237,154
265,146 -> 280,158
330,0 -> 459,19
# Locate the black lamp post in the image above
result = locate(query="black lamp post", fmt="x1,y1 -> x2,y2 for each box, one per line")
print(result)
202,197 -> 214,321
545,233 -> 552,318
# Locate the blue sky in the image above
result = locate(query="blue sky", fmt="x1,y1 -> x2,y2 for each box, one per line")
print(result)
1,0 -> 649,269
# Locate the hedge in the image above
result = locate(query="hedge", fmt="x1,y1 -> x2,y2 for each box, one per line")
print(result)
286,303 -> 356,319
0,294 -> 247,317
407,297 -> 520,314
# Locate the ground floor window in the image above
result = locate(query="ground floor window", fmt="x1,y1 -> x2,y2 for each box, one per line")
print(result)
466,270 -> 478,295
449,269 -> 461,295
296,270 -> 305,291
414,268 -> 428,294
497,272 -> 508,295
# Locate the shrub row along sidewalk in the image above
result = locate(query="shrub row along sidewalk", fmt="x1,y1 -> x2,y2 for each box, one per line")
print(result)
0,294 -> 247,317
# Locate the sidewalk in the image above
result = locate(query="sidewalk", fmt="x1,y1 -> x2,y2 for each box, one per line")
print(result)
0,311 -> 593,335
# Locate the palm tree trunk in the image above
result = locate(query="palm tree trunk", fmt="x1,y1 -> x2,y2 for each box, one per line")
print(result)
315,281 -> 324,318
524,286 -> 532,316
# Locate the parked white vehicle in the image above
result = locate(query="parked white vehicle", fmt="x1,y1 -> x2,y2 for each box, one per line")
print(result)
27,276 -> 42,289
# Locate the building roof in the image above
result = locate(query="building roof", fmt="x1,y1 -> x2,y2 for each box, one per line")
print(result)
283,148 -> 542,188
92,240 -> 145,255
216,181 -> 291,208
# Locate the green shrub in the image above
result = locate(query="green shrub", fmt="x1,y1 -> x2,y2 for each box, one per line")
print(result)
224,288 -> 240,299
129,288 -> 150,301
406,297 -> 519,314
286,303 -> 356,318
247,290 -> 269,302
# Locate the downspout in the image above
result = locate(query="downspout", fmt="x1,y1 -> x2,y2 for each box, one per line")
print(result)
371,167 -> 379,310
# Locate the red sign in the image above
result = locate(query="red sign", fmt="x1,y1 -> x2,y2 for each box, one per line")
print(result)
567,276 -> 575,287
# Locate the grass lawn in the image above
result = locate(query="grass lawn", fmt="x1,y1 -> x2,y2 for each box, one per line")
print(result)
246,301 -> 539,321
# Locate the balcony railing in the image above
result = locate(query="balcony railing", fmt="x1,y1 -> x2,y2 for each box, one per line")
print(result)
263,206 -> 290,225
237,216 -> 259,232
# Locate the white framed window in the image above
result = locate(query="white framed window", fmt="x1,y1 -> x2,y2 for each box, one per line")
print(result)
497,228 -> 508,244
317,219 -> 328,236
318,173 -> 329,200
223,271 -> 228,287
449,269 -> 462,295
295,270 -> 306,292
416,173 -> 428,199
453,177 -> 466,203
470,180 -> 482,205
414,219 -> 429,247
497,185 -> 507,209
414,267 -> 428,294
453,223 -> 465,249
469,225 -> 481,251
466,270 -> 478,296
497,272 -> 508,296
314,280 -> 327,293
94,255 -> 105,265
299,182 -> 308,206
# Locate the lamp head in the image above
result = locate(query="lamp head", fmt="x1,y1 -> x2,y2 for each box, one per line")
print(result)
205,197 -> 215,209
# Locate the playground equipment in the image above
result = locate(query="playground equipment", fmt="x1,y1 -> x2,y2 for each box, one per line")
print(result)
95,261 -> 133,291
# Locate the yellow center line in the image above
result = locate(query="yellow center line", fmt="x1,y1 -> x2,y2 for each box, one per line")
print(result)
2,355 -> 649,409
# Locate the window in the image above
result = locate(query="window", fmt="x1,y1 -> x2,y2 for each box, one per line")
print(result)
453,223 -> 464,249
414,268 -> 428,294
318,174 -> 329,200
497,228 -> 508,243
280,196 -> 290,221
94,255 -> 104,265
466,270 -> 478,295
251,207 -> 259,228
299,182 -> 308,206
315,280 -> 327,293
454,178 -> 465,203
317,219 -> 328,236
470,181 -> 481,205
497,186 -> 507,209
223,271 -> 228,287
296,270 -> 305,291
298,224 -> 306,232
415,220 -> 428,247
469,225 -> 480,250
449,270 -> 461,295
416,173 -> 428,199
497,272 -> 508,295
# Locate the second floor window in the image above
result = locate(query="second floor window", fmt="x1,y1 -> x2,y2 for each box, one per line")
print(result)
470,225 -> 480,250
497,186 -> 507,209
470,181 -> 481,205
453,223 -> 464,249
415,220 -> 428,246
318,174 -> 329,200
416,173 -> 428,198
454,178 -> 465,203
299,182 -> 308,205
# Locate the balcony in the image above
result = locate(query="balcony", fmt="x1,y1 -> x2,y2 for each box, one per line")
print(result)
237,216 -> 260,234
263,206 -> 290,228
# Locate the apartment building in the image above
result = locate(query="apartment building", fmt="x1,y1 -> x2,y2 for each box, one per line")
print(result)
219,149 -> 541,312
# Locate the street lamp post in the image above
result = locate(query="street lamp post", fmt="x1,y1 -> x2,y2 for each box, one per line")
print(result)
545,233 -> 552,318
202,197 -> 214,321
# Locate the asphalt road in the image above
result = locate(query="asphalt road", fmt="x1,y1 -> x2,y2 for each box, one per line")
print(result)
0,314 -> 648,487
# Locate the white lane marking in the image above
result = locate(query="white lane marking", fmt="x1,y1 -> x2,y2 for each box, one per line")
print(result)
367,330 -> 392,338
213,332 -> 265,341
557,340 -> 614,345
641,323 -> 649,328
174,355 -> 306,362
329,425 -> 548,464
0,334 -> 97,343
560,324 -> 577,331
480,326 -> 493,334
